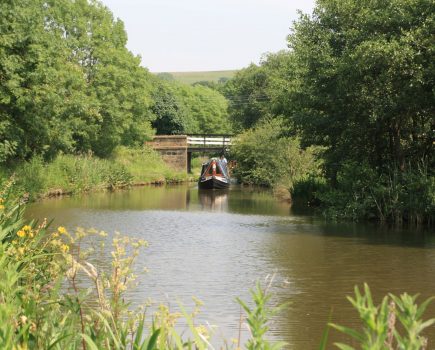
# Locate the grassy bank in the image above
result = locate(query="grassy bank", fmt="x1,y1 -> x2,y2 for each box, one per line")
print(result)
0,146 -> 187,201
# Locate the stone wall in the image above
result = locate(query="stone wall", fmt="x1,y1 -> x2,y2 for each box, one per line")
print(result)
147,135 -> 187,171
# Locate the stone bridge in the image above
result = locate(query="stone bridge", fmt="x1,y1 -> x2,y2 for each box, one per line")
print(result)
146,134 -> 232,172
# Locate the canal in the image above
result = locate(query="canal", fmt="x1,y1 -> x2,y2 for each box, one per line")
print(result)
26,184 -> 435,349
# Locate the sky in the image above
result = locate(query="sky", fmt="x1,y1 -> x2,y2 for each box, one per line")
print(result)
101,0 -> 316,72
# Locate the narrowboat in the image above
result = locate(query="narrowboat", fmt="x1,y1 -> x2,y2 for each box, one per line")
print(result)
198,158 -> 230,189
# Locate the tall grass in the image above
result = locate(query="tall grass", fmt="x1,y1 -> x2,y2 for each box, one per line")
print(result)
112,147 -> 186,185
0,146 -> 187,201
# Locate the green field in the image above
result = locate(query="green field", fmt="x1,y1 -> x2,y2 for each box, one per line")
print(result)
156,70 -> 237,84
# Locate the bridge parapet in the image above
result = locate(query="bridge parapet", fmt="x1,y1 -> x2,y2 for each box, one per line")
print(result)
148,135 -> 187,149
146,135 -> 187,171
187,134 -> 232,148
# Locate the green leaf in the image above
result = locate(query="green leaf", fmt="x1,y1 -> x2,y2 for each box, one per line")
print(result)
334,343 -> 356,350
146,329 -> 161,350
81,334 -> 100,350
329,323 -> 364,342
319,310 -> 333,350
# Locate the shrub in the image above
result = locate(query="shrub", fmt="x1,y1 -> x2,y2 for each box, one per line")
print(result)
317,161 -> 435,224
231,118 -> 321,189
292,174 -> 327,207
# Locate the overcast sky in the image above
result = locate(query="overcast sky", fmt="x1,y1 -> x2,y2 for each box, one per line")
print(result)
101,0 -> 316,72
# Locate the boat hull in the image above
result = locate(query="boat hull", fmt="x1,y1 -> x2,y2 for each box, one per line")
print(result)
198,176 -> 230,190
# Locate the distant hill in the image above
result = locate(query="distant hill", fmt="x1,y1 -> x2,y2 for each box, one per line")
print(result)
155,70 -> 237,85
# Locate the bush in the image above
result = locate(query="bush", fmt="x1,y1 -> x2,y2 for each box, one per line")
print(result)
292,174 -> 327,207
317,161 -> 435,224
231,118 -> 321,189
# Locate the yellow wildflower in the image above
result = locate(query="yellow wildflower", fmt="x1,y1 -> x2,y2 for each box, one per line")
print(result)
57,226 -> 67,235
17,230 -> 25,238
0,205 -> 4,210
18,247 -> 25,255
60,244 -> 69,253
23,225 -> 31,232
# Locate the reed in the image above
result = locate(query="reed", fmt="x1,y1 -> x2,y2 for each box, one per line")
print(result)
0,146 -> 187,201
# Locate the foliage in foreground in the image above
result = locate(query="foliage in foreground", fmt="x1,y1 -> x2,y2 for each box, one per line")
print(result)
329,284 -> 435,350
0,181 -> 285,349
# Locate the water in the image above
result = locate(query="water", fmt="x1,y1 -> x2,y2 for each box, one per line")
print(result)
26,184 -> 435,349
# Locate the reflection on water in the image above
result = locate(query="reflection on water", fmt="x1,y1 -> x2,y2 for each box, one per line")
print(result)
198,189 -> 228,212
26,184 -> 435,349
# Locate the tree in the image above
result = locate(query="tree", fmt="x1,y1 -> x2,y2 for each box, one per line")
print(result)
222,64 -> 271,130
287,0 -> 435,174
151,79 -> 231,135
0,0 -> 156,161
280,0 -> 435,222
52,0 -> 155,156
0,0 -> 99,161
172,83 -> 231,134
221,52 -> 298,132
151,85 -> 189,135
156,72 -> 175,81
231,118 -> 319,187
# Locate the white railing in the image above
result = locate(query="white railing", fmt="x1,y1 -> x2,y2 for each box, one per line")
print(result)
187,135 -> 232,147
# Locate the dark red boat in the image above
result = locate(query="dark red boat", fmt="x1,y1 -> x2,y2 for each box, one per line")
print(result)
198,158 -> 230,189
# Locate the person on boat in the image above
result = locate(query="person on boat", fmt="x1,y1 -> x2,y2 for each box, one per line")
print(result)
219,154 -> 227,166
219,154 -> 229,178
